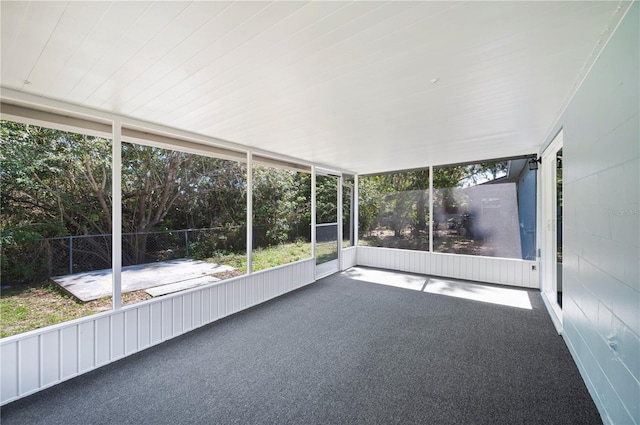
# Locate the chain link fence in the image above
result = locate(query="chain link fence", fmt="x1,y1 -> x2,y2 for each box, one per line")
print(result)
2,223 -> 312,286
2,227 -> 245,285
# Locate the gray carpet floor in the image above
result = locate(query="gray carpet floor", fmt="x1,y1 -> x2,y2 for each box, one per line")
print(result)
1,269 -> 602,425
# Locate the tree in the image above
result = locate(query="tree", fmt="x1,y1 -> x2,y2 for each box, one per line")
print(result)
433,161 -> 508,214
252,166 -> 311,247
315,175 -> 338,224
357,176 -> 382,236
358,170 -> 429,238
2,122 -> 253,279
1,121 -> 113,280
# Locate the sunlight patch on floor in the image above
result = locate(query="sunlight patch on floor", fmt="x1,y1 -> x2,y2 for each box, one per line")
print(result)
343,267 -> 532,310
423,277 -> 532,310
342,267 -> 426,291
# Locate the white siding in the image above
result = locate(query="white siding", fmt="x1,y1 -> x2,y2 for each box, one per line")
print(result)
0,259 -> 315,406
543,5 -> 639,424
357,246 -> 539,288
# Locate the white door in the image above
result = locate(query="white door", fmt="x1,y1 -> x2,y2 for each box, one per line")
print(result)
315,173 -> 340,277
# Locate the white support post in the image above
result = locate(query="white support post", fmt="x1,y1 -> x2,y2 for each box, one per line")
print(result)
112,120 -> 122,310
246,152 -> 253,274
353,175 -> 359,247
429,166 -> 433,253
337,175 -> 343,270
311,166 -> 316,263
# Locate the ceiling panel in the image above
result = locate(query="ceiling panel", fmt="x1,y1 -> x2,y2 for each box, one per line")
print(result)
0,1 -> 630,174
114,1 -> 271,114
1,1 -> 68,88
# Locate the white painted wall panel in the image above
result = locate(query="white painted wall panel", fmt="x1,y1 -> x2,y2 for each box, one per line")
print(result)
95,317 -> 110,366
437,254 -> 445,275
18,336 -> 39,394
111,313 -> 125,360
78,322 -> 95,373
268,272 -> 277,299
542,5 -> 639,424
356,247 -> 539,288
172,298 -> 184,336
406,251 -> 414,273
138,305 -> 151,350
124,310 -> 138,355
1,343 -> 18,401
192,292 -> 202,329
182,294 -> 193,333
254,273 -> 264,303
471,257 -> 479,281
342,247 -> 357,270
220,281 -> 230,316
233,280 -> 242,313
226,280 -> 235,314
1,259 -> 315,406
460,256 -> 469,280
60,327 -> 78,379
161,299 -> 172,341
427,254 -> 435,276
150,303 -> 162,346
245,278 -> 254,307
513,262 -> 523,287
41,331 -> 59,387
210,286 -> 220,322
201,288 -> 211,324
281,268 -> 289,294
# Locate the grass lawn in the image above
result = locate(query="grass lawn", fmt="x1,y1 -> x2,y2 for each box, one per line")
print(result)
1,241 -> 313,338
315,242 -> 339,264
0,285 -> 150,338
208,241 -> 312,272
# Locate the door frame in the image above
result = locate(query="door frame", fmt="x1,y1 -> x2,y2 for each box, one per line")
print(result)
540,130 -> 563,330
315,168 -> 341,278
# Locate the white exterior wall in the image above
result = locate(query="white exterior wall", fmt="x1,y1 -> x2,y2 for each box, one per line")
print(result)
357,247 -> 539,288
545,4 -> 639,424
1,259 -> 315,406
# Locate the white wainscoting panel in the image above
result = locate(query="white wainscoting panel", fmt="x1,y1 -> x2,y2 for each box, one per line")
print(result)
0,258 -> 315,406
356,247 -> 539,288
341,247 -> 357,270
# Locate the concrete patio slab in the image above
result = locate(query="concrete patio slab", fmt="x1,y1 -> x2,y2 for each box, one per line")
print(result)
144,276 -> 219,298
52,259 -> 235,302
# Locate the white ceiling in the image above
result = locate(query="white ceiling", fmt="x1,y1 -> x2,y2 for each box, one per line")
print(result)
0,1 -> 629,174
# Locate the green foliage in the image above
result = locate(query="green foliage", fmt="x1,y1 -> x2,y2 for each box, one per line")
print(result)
1,121 -> 318,285
358,170 -> 429,237
1,121 -> 113,237
1,122 -> 113,282
359,163 -> 507,246
432,161 -> 506,214
252,165 -> 311,248
188,226 -> 245,260
315,175 -> 338,224
252,242 -> 311,271
204,241 -> 312,273
433,161 -> 507,189
357,177 -> 382,234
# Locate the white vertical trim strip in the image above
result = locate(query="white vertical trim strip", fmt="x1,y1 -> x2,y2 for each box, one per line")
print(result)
112,120 -> 122,310
311,166 -> 317,265
338,175 -> 344,270
246,152 -> 253,274
354,175 -> 359,247
429,166 -> 433,253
